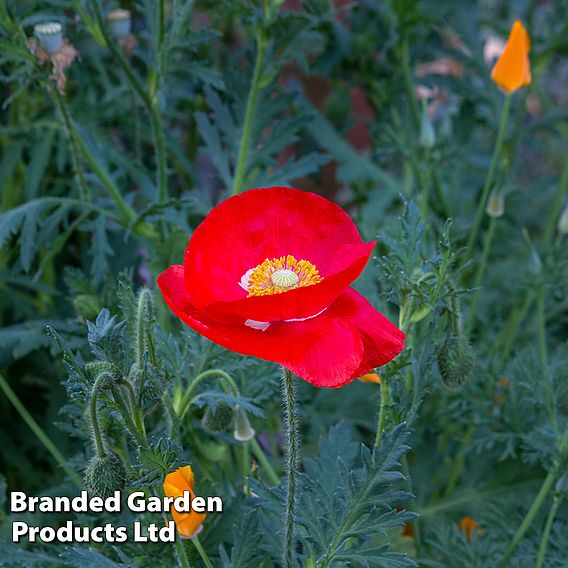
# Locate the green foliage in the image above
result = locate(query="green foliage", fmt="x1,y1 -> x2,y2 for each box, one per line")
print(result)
1,0 -> 568,566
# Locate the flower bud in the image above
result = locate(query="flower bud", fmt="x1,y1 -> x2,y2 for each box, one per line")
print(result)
436,336 -> 476,390
233,405 -> 255,442
85,452 -> 126,498
419,104 -> 435,149
34,22 -> 63,55
106,9 -> 132,40
486,188 -> 505,218
557,204 -> 568,236
202,402 -> 234,433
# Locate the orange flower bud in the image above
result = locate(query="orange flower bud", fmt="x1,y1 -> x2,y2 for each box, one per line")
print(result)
163,466 -> 206,539
358,372 -> 381,384
491,20 -> 531,94
457,516 -> 481,540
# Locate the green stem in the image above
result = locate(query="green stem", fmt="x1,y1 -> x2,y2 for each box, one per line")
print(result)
400,37 -> 420,127
151,104 -> 168,203
282,368 -> 299,568
466,216 -> 497,335
174,538 -> 191,568
535,495 -> 561,568
466,95 -> 511,256
499,469 -> 556,565
109,384 -> 147,448
230,28 -> 267,196
542,150 -> 568,246
178,369 -> 239,420
0,373 -> 82,488
192,535 -> 214,568
52,90 -> 90,201
443,423 -> 475,497
374,375 -> 392,448
250,438 -> 280,486
90,372 -> 110,458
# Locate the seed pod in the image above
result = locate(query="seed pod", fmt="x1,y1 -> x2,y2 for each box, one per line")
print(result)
34,22 -> 63,55
202,402 -> 234,433
233,405 -> 255,442
436,336 -> 476,389
106,9 -> 131,40
85,452 -> 126,498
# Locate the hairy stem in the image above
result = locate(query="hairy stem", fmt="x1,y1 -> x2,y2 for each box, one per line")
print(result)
0,373 -> 82,488
90,372 -> 110,458
374,375 -> 392,448
282,367 -> 299,568
178,368 -> 239,419
466,95 -> 511,256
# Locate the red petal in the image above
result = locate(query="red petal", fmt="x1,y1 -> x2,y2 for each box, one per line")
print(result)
158,265 -> 363,387
327,288 -> 406,381
184,187 -> 373,320
158,267 -> 405,388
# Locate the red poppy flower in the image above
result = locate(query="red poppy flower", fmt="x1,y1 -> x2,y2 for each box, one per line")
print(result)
157,187 -> 405,388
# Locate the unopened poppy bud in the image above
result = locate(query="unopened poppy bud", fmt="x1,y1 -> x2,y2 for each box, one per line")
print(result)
202,402 -> 234,432
436,336 -> 476,390
419,104 -> 435,149
486,188 -> 505,218
34,22 -> 63,55
557,204 -> 568,235
106,9 -> 131,40
233,405 -> 255,442
85,452 -> 126,498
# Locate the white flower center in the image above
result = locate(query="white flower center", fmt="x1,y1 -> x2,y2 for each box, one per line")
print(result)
270,269 -> 299,289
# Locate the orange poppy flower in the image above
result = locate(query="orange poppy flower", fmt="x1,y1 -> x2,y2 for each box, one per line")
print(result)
457,516 -> 481,540
490,20 -> 531,93
358,372 -> 381,384
163,465 -> 206,539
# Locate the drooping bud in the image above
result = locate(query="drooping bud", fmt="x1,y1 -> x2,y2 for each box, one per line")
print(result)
557,204 -> 568,235
202,402 -> 235,433
106,9 -> 132,40
419,102 -> 435,149
233,405 -> 255,442
486,188 -> 505,218
34,22 -> 63,55
436,336 -> 476,390
85,452 -> 126,498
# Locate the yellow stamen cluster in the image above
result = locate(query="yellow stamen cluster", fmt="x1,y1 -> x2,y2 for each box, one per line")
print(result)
246,255 -> 323,297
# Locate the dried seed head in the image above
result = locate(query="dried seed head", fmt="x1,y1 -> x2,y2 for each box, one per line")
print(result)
34,22 -> 63,55
107,9 -> 132,39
